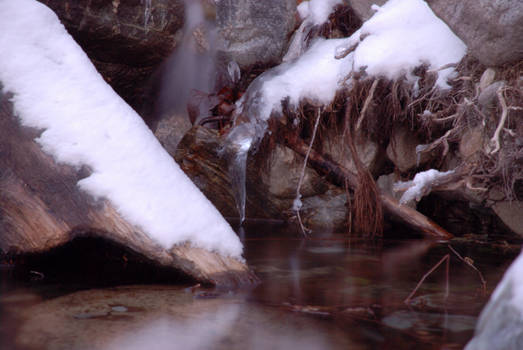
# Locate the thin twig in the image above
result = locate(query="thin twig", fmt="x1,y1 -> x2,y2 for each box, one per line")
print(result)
294,107 -> 322,236
404,254 -> 450,304
356,79 -> 378,131
447,244 -> 487,294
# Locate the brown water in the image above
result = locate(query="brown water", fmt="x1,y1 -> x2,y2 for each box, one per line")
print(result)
1,223 -> 519,350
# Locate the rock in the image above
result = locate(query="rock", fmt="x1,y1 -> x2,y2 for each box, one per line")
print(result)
38,0 -> 184,112
322,132 -> 384,176
478,81 -> 505,111
261,144 -> 327,199
492,200 -> 523,236
459,126 -> 485,159
301,189 -> 347,229
386,126 -> 430,173
216,0 -> 296,69
154,113 -> 192,155
346,0 -> 386,21
426,0 -> 523,66
465,251 -> 523,350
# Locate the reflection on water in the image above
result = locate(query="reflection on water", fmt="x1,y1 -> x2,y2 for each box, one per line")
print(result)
1,223 -> 520,350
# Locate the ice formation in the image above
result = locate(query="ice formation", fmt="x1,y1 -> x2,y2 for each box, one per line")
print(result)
0,0 -> 243,258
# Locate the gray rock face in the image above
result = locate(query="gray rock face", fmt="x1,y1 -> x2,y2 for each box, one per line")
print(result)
466,252 -> 523,350
426,0 -> 523,66
216,0 -> 296,69
346,0 -> 386,21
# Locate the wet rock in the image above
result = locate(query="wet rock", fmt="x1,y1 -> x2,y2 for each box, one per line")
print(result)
38,0 -> 184,112
216,0 -> 296,69
346,0 -> 386,21
386,126 -> 430,173
426,0 -> 523,66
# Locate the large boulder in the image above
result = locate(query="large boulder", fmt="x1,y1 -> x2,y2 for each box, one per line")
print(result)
38,0 -> 185,113
426,0 -> 523,66
216,0 -> 296,70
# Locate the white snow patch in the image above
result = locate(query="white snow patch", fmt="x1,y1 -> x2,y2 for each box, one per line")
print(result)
0,0 -> 243,258
307,0 -> 343,26
353,0 -> 466,88
394,169 -> 454,204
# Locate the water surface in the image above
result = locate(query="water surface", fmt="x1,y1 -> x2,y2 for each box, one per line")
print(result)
1,223 -> 519,349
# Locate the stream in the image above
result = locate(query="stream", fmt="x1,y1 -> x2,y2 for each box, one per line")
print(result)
1,222 -> 519,350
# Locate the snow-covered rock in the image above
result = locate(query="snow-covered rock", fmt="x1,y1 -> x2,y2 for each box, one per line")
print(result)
466,250 -> 523,350
0,0 -> 243,258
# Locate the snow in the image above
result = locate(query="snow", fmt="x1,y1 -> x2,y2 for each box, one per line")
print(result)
305,0 -> 343,26
0,0 -> 243,258
240,0 -> 466,123
353,0 -> 467,88
394,169 -> 454,204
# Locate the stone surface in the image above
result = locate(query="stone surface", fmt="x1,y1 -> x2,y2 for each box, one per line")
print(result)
426,0 -> 523,66
322,132 -> 384,176
386,126 -> 430,173
154,113 -> 192,156
216,0 -> 296,69
459,126 -> 485,159
346,0 -> 386,21
492,200 -> 523,236
38,0 -> 184,113
262,144 -> 327,199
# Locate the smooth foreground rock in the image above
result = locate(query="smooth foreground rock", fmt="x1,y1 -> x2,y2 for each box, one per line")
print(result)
466,251 -> 523,350
216,0 -> 296,69
426,0 -> 523,66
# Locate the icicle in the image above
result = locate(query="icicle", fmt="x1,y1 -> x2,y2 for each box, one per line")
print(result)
415,144 -> 429,167
227,60 -> 241,84
220,121 -> 265,224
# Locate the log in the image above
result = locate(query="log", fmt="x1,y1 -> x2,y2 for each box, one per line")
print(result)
0,92 -> 257,287
284,134 -> 453,240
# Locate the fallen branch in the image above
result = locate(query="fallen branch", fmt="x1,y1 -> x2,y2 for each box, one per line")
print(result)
404,254 -> 449,304
447,244 -> 487,295
284,133 -> 453,239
